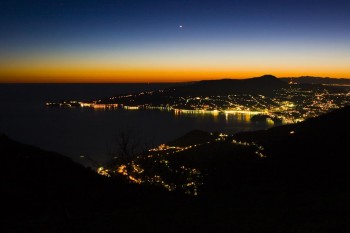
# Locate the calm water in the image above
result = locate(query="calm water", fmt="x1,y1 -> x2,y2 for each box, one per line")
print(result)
0,84 -> 271,166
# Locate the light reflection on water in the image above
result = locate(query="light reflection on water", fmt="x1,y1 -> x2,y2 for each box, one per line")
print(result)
2,107 -> 274,165
0,84 -> 275,166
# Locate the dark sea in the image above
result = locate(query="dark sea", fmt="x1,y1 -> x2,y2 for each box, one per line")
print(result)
0,84 -> 271,166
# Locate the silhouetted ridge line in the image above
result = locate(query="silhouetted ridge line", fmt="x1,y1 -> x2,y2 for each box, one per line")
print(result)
172,75 -> 287,96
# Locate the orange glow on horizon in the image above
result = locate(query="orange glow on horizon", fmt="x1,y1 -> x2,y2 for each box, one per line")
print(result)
1,67 -> 349,83
1,41 -> 349,82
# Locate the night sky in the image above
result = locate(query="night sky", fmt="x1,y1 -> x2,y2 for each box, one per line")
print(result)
1,0 -> 349,82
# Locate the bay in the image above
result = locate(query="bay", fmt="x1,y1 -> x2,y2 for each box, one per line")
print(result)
0,84 -> 272,166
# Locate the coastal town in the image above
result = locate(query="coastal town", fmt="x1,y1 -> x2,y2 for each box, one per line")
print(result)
47,81 -> 350,124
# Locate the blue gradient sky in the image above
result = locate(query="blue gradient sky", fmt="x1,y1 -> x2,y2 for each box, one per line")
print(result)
1,0 -> 350,82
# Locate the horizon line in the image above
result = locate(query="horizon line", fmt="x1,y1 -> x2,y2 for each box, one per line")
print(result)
1,75 -> 350,84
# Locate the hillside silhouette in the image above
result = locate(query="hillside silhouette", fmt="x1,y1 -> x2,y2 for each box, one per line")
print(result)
1,134 -> 172,232
168,74 -> 287,96
2,106 -> 350,232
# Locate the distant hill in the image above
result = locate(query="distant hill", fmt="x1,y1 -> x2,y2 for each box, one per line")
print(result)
52,74 -> 349,115
281,76 -> 350,85
171,75 -> 288,96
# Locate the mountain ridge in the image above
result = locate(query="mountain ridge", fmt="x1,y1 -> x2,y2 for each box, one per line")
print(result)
170,74 -> 287,96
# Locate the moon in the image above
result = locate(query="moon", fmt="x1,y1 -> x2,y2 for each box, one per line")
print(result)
179,25 -> 183,29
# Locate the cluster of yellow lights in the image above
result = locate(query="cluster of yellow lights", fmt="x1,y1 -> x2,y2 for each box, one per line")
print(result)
94,132 -> 268,196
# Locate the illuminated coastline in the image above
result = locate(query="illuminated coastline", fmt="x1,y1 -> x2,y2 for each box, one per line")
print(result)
48,84 -> 349,125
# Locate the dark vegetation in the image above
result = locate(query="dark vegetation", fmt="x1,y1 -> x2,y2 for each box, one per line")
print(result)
2,106 -> 350,232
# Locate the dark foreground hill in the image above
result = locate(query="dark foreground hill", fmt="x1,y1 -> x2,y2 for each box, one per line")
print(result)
2,106 -> 350,233
234,105 -> 350,173
1,134 -> 173,232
